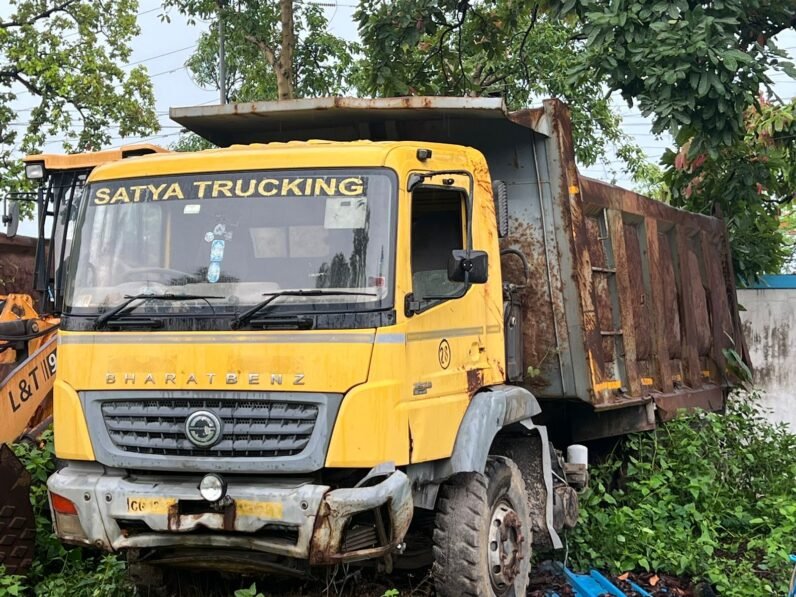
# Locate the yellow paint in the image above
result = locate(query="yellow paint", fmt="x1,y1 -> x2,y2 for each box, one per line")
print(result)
0,292 -> 58,444
236,500 -> 284,519
53,379 -> 95,461
568,185 -> 580,195
24,144 -> 168,171
56,141 -> 508,468
585,350 -> 621,394
593,379 -> 622,392
702,370 -> 711,378
56,330 -> 375,393
641,377 -> 654,386
127,497 -> 176,515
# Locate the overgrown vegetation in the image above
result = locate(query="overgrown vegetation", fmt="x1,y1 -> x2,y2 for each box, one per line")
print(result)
569,392 -> 796,596
3,395 -> 795,596
0,431 -> 134,597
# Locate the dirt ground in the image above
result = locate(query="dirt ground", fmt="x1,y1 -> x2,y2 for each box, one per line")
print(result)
148,563 -> 701,597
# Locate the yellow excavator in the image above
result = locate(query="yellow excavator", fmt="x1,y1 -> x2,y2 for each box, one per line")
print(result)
0,144 -> 167,573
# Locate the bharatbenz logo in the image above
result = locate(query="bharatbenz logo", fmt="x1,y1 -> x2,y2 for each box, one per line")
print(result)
185,410 -> 223,447
104,371 -> 305,386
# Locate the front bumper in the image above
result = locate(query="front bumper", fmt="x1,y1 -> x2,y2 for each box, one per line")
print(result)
47,462 -> 413,565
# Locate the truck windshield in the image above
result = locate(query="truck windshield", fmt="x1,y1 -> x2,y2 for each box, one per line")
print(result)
63,168 -> 396,317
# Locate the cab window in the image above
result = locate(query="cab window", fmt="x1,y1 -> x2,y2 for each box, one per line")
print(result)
410,187 -> 466,301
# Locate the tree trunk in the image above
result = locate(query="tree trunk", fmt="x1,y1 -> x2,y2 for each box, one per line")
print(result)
277,0 -> 295,100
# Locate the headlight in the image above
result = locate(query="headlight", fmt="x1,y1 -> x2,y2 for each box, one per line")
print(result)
25,163 -> 45,180
198,473 -> 227,502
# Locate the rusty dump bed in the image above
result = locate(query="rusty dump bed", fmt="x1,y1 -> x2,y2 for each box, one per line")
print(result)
172,97 -> 746,436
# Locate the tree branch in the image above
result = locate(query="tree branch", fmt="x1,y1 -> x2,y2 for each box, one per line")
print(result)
243,33 -> 277,68
518,4 -> 540,90
0,70 -> 46,96
0,0 -> 80,29
518,4 -> 540,59
453,2 -> 470,91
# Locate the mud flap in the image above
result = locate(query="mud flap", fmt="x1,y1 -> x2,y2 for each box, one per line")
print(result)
0,444 -> 35,574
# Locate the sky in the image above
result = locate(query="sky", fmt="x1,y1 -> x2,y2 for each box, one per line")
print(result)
8,0 -> 796,237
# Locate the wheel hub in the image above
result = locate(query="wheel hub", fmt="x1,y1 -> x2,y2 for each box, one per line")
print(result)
487,498 -> 525,593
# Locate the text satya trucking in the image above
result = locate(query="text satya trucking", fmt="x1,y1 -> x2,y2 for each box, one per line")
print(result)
45,97 -> 745,596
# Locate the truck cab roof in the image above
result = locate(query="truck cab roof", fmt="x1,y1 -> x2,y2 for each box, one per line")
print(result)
87,139 -> 483,182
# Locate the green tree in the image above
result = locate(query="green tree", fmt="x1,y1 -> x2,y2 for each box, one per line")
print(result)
162,0 -> 357,103
1,0 -> 159,214
553,0 -> 796,281
555,0 -> 796,155
664,99 -> 796,284
354,0 -> 647,173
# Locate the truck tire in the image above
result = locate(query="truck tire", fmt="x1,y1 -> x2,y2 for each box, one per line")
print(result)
432,456 -> 531,597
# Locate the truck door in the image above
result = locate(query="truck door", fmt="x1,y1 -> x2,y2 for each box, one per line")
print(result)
404,184 -> 489,462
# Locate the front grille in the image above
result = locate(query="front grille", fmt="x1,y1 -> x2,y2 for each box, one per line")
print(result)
101,398 -> 319,458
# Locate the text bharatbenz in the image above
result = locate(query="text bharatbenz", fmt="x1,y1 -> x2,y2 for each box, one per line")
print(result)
103,371 -> 306,386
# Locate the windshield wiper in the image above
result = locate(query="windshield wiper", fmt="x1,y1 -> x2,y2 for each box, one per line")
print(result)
94,293 -> 226,329
231,289 -> 377,329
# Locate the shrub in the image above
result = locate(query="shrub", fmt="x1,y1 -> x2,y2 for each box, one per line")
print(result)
7,431 -> 134,597
569,391 -> 796,596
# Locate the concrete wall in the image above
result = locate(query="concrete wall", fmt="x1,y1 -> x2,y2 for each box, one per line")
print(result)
738,287 -> 796,430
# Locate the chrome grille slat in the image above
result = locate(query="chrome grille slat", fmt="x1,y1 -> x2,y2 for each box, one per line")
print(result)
101,398 -> 319,458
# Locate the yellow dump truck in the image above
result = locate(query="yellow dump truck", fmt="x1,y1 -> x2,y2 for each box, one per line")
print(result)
45,97 -> 746,595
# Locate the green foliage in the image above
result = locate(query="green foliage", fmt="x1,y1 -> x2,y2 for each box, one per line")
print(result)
354,0 -> 649,175
0,0 -> 159,215
0,568 -> 27,597
234,584 -> 265,597
10,431 -> 134,597
170,132 -> 216,153
551,0 -> 796,280
163,0 -> 358,102
663,99 -> 796,283
570,392 -> 796,596
554,0 -> 796,155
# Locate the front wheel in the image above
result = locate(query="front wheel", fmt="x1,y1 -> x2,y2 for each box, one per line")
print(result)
432,456 -> 531,597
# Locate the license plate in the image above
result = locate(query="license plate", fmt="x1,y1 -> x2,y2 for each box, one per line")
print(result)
236,500 -> 283,519
127,497 -> 176,515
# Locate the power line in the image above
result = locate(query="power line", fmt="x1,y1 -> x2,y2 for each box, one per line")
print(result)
125,44 -> 197,67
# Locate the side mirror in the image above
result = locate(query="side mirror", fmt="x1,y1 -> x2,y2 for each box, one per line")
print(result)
492,180 -> 509,238
2,200 -> 19,238
448,250 -> 488,284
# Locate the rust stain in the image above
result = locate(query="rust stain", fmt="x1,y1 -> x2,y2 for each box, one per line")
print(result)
309,500 -> 335,564
0,235 -> 40,299
167,503 -> 179,531
495,358 -> 506,381
223,500 -> 237,531
657,233 -> 682,358
466,368 -> 484,396
506,106 -> 547,131
500,217 -> 558,390
624,224 -> 651,360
